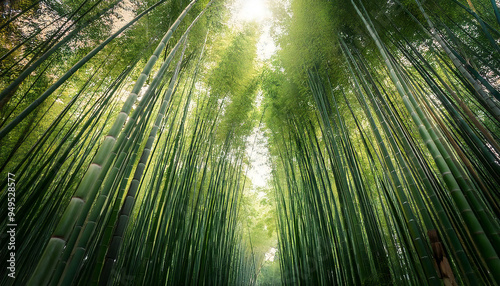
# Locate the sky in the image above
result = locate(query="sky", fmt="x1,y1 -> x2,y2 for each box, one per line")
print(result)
246,120 -> 272,189
230,0 -> 276,189
231,0 -> 272,22
231,0 -> 278,263
229,0 -> 278,60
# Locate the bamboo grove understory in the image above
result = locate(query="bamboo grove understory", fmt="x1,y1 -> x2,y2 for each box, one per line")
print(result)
0,0 -> 499,285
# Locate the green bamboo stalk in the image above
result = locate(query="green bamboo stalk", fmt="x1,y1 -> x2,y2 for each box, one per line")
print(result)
98,36 -> 188,285
26,2 -> 198,285
339,38 -> 438,284
410,0 -> 500,121
353,0 -> 500,281
0,0 -> 168,140
491,0 -> 500,26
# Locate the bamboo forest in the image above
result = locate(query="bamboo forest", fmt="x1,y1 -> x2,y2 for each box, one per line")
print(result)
1,0 -> 500,285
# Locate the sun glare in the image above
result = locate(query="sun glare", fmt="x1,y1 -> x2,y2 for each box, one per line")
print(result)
233,0 -> 271,23
230,0 -> 277,60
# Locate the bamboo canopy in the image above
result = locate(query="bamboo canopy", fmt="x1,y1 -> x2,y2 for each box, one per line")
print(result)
0,0 -> 499,285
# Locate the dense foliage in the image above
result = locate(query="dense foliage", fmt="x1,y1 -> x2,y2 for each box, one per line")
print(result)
0,0 -> 499,285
